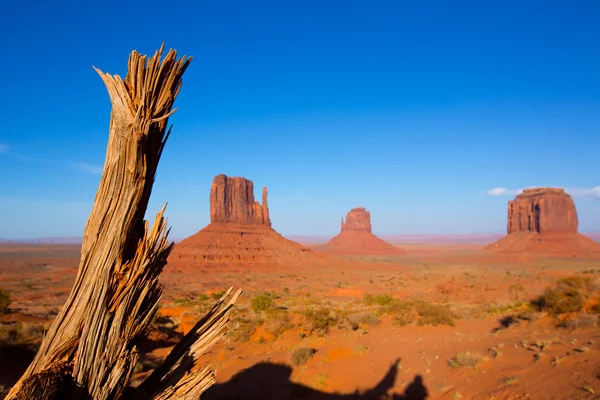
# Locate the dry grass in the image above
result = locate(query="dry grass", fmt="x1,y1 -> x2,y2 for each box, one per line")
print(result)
448,352 -> 484,368
0,288 -> 11,314
291,347 -> 316,366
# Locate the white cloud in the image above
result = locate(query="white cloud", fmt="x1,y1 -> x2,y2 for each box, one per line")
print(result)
68,162 -> 103,176
486,186 -> 600,200
487,187 -> 524,196
566,186 -> 600,199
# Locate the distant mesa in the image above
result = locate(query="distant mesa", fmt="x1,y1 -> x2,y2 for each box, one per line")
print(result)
485,187 -> 600,258
168,174 -> 327,270
317,207 -> 407,255
341,207 -> 372,232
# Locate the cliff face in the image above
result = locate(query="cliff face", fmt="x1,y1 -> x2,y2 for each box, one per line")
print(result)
169,174 -> 333,270
507,188 -> 578,234
341,207 -> 372,233
209,174 -> 271,226
486,187 -> 600,258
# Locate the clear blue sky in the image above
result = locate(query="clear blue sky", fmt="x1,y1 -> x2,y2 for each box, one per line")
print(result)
1,0 -> 599,239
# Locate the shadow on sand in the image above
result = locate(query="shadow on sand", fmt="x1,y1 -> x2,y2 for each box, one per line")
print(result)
203,358 -> 429,400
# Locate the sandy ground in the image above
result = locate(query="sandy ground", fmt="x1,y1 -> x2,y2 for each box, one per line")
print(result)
1,242 -> 599,399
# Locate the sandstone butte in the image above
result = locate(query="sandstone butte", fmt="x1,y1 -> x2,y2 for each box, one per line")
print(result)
485,187 -> 600,258
168,174 -> 329,271
318,207 -> 407,255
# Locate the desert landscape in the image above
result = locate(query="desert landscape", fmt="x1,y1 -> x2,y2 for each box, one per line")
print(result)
2,2 -> 600,399
1,175 -> 599,399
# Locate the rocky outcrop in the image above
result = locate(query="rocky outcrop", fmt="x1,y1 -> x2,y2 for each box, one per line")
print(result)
168,174 -> 332,270
318,207 -> 406,256
486,187 -> 600,258
341,207 -> 372,232
210,174 -> 271,226
507,188 -> 577,234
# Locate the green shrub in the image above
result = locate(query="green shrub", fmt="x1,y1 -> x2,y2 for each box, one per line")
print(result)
0,289 -> 11,314
251,293 -> 273,312
198,293 -> 209,301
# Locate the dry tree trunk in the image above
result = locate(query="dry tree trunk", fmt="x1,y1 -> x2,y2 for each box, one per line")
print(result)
6,45 -> 241,400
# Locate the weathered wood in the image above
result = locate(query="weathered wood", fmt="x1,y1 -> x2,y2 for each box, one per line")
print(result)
6,45 -> 240,400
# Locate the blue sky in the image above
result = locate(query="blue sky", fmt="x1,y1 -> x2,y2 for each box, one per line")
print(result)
1,0 -> 599,239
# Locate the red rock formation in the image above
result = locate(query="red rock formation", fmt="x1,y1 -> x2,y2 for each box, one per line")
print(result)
341,207 -> 372,232
168,174 -> 330,271
486,187 -> 600,258
210,174 -> 271,226
318,207 -> 406,255
507,188 -> 577,234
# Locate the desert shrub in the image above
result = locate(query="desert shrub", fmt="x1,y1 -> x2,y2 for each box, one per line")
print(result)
173,297 -> 191,306
414,301 -> 456,326
0,321 -> 46,352
227,316 -> 262,343
198,293 -> 209,301
364,293 -> 394,306
338,311 -> 380,331
558,313 -> 599,329
384,300 -> 455,327
349,312 -> 380,327
508,283 -> 525,301
530,277 -> 591,316
263,309 -> 291,338
448,351 -> 483,368
291,347 -> 316,366
304,308 -> 338,334
487,301 -> 523,315
0,288 -> 11,314
251,293 -> 273,312
556,276 -> 592,290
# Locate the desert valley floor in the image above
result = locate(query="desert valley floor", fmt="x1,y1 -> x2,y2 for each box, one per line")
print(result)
1,241 -> 599,400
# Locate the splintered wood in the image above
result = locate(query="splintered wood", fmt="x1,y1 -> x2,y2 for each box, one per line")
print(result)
6,46 -> 240,400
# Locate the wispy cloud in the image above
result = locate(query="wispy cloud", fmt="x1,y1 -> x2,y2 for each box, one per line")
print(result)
68,162 -> 103,176
0,144 -> 102,176
567,186 -> 600,199
486,187 -> 524,196
486,186 -> 600,200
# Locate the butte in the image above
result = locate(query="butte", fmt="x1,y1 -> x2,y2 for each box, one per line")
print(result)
317,207 -> 407,255
485,187 -> 600,258
168,174 -> 327,271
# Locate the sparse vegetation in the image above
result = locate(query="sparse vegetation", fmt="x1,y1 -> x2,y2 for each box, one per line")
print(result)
304,308 -> 338,334
508,283 -> 525,301
382,299 -> 456,327
448,352 -> 483,368
530,276 -> 595,316
0,288 -> 11,314
251,293 -> 274,312
364,293 -> 394,306
291,347 -> 316,366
